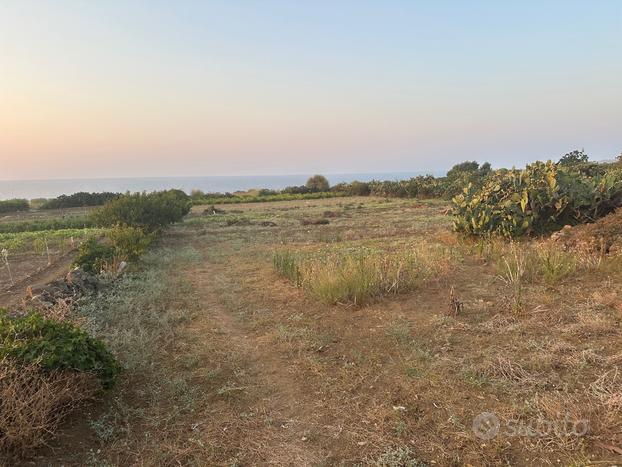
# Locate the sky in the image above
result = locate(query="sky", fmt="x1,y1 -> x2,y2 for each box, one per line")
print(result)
1,1 -> 621,180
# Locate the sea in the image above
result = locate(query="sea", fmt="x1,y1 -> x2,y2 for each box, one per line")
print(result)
0,172 -> 441,200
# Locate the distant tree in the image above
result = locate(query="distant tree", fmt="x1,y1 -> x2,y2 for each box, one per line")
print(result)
478,162 -> 492,176
190,189 -> 205,200
446,161 -> 480,179
558,149 -> 589,166
305,175 -> 330,192
0,199 -> 29,214
444,161 -> 492,198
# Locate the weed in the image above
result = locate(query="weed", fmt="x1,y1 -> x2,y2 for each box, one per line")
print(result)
273,250 -> 302,286
387,319 -> 412,345
89,413 -> 117,442
497,242 -> 526,310
535,243 -> 577,283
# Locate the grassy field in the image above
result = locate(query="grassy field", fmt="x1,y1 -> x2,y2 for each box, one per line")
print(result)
20,196 -> 622,465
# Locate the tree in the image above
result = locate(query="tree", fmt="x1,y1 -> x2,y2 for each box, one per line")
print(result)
446,161 -> 480,179
558,149 -> 589,166
305,175 -> 330,192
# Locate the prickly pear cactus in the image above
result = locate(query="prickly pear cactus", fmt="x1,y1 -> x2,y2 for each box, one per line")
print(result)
452,161 -> 622,237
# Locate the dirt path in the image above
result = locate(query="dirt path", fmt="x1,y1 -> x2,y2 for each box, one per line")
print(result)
182,255 -> 330,465
0,250 -> 76,308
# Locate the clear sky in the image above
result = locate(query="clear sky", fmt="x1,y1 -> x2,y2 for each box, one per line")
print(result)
1,1 -> 620,180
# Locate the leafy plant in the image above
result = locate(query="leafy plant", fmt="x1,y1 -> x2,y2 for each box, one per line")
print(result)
73,238 -> 115,274
453,161 -> 622,238
106,225 -> 154,261
0,310 -> 120,388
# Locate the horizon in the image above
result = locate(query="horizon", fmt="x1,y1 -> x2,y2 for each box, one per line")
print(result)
2,1 -> 621,180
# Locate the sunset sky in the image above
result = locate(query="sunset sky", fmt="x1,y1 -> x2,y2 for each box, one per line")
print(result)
1,1 -> 621,180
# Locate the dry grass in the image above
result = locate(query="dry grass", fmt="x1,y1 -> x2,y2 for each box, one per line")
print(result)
274,242 -> 457,306
0,359 -> 96,458
29,197 -> 622,465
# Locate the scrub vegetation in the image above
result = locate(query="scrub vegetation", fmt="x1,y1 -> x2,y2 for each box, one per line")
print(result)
0,151 -> 621,465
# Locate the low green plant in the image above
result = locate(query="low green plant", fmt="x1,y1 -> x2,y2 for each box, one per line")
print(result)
0,310 -> 120,388
74,238 -> 115,274
0,217 -> 95,234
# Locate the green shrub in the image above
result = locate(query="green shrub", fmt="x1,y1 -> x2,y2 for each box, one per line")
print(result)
0,199 -> 29,214
73,238 -> 115,274
106,225 -> 154,261
453,161 -> 622,238
0,310 -> 120,388
40,192 -> 120,210
92,190 -> 191,231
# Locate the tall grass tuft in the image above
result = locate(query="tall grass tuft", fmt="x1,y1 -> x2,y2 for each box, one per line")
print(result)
273,243 -> 456,306
534,243 -> 577,284
272,251 -> 302,287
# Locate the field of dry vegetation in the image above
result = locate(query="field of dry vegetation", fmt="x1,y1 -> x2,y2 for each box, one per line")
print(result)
3,195 -> 622,466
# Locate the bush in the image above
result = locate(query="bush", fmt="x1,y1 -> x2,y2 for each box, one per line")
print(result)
332,180 -> 371,196
41,192 -> 120,210
0,199 -> 29,214
0,310 -> 120,389
107,225 -> 154,261
73,238 -> 115,274
92,189 -> 191,231
282,185 -> 311,195
452,161 -> 622,238
0,358 -> 96,456
305,175 -> 330,192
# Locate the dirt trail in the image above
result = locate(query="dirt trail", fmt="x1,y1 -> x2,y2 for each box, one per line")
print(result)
183,255 -> 330,465
0,251 -> 75,308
